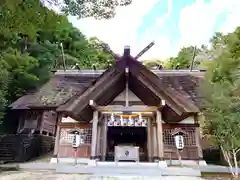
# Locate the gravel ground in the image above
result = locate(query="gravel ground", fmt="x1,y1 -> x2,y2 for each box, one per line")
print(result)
1,171 -> 238,180
1,170 -> 238,180
0,171 -> 208,180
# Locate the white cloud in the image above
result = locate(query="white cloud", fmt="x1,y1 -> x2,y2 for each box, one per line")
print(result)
69,0 -> 159,59
156,0 -> 172,25
140,36 -> 172,60
218,0 -> 240,34
54,0 -> 240,59
179,0 -> 220,48
136,27 -> 173,60
178,0 -> 240,49
69,0 -> 240,60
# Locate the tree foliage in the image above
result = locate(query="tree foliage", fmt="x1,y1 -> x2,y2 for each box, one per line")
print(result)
142,59 -> 163,69
163,33 -> 230,70
0,62 -> 8,120
164,46 -> 199,69
41,0 -> 132,19
0,0 -> 114,122
162,25 -> 240,177
201,28 -> 240,178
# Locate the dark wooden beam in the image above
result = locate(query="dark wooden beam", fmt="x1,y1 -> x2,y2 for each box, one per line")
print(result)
95,75 -> 125,106
109,101 -> 145,106
65,67 -> 121,113
128,58 -> 199,113
135,72 -> 184,115
72,70 -> 124,118
89,100 -> 157,112
129,74 -> 160,106
97,105 -> 158,112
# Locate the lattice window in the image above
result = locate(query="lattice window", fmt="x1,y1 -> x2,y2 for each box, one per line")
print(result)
60,128 -> 92,145
43,123 -> 54,134
60,128 -> 72,144
25,111 -> 39,121
183,128 -> 196,146
80,128 -> 92,144
163,128 -> 196,146
163,129 -> 174,145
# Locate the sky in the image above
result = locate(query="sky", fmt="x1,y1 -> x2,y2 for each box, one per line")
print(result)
68,0 -> 240,60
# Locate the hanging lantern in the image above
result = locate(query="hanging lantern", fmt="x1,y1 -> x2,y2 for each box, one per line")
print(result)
174,135 -> 184,150
128,116 -> 133,126
171,128 -> 187,151
111,113 -> 114,122
107,113 -> 115,126
139,113 -> 142,121
120,115 -> 124,126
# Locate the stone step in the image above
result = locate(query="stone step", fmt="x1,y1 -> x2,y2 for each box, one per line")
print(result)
56,165 -> 201,177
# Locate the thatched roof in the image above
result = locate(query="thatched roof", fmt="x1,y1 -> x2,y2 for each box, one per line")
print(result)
10,69 -> 204,111
10,71 -> 99,109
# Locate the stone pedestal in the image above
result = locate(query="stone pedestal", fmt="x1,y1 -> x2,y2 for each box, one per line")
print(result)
158,161 -> 167,168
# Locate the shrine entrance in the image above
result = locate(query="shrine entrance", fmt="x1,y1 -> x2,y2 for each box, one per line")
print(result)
106,126 -> 148,162
103,113 -> 149,162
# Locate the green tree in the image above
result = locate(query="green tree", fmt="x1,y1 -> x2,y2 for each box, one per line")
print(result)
201,27 -> 240,178
88,37 -> 114,69
142,59 -> 163,69
164,46 -> 199,69
0,0 -> 126,123
0,62 -> 8,120
2,49 -> 39,102
0,0 -> 62,40
202,54 -> 240,178
42,0 -> 132,19
210,32 -> 228,50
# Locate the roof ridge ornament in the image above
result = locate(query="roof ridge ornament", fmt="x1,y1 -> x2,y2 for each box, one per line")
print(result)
134,41 -> 155,60
101,41 -> 155,61
124,45 -> 131,56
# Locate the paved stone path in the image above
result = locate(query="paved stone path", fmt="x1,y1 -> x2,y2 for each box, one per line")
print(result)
0,170 -> 206,180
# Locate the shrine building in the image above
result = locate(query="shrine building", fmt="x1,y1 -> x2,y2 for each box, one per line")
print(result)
10,46 -> 206,165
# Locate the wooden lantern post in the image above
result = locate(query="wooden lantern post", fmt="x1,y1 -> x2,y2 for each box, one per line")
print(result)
171,128 -> 187,167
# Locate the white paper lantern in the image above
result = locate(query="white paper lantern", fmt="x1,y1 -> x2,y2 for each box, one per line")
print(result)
128,116 -> 134,126
174,135 -> 184,150
72,134 -> 80,148
120,115 -> 124,126
111,113 -> 114,122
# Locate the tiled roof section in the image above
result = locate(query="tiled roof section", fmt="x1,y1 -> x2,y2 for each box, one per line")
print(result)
10,69 -> 204,109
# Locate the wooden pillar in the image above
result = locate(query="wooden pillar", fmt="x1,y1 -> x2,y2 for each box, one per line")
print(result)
195,127 -> 203,160
195,113 -> 203,160
101,115 -> 108,161
96,121 -> 101,160
39,111 -> 46,135
17,113 -> 25,133
147,118 -> 153,162
152,121 -> 158,161
53,114 -> 62,157
156,110 -> 164,160
53,125 -> 60,156
91,111 -> 98,159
